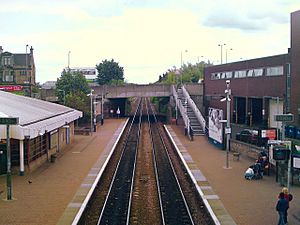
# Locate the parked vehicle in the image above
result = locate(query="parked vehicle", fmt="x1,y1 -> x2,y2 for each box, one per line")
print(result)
236,129 -> 258,144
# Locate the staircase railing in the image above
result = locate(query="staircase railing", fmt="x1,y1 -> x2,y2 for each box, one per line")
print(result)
182,85 -> 206,131
172,85 -> 190,136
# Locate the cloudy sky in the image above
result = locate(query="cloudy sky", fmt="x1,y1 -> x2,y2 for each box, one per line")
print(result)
1,0 -> 299,84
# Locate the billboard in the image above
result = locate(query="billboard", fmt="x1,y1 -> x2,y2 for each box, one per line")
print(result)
0,85 -> 23,92
208,108 -> 223,144
68,67 -> 97,80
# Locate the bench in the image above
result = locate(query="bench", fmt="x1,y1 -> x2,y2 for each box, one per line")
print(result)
74,127 -> 91,136
233,152 -> 241,161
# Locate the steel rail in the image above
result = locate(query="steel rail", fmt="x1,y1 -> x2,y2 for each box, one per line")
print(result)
147,99 -> 195,225
125,98 -> 143,224
145,98 -> 165,225
97,98 -> 142,225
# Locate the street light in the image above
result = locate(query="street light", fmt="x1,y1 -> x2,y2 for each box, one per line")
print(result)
25,44 -> 30,97
68,51 -> 71,70
220,80 -> 231,169
225,48 -> 233,63
87,89 -> 94,134
180,49 -> 188,84
218,43 -> 226,64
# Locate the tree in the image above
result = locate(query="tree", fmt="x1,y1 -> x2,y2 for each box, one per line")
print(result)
96,59 -> 124,85
56,70 -> 90,106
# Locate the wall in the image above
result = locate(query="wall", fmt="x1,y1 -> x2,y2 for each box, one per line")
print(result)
291,10 -> 300,125
230,139 -> 262,160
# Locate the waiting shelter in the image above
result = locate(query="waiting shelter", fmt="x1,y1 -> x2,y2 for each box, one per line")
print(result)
0,91 -> 82,175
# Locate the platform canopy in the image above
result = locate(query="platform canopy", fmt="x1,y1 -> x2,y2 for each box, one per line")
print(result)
0,91 -> 82,140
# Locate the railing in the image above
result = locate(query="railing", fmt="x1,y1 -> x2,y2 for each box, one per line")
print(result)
182,86 -> 206,131
172,85 -> 191,137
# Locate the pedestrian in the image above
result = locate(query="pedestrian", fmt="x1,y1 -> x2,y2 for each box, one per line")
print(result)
281,187 -> 293,224
276,192 -> 288,225
244,166 -> 254,180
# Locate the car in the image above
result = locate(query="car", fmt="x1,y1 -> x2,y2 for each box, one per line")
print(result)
236,129 -> 258,144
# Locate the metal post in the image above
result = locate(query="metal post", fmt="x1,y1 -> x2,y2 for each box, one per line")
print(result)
175,98 -> 178,125
225,80 -> 231,169
68,51 -> 71,70
287,140 -> 291,190
180,51 -> 183,85
101,88 -> 104,125
6,125 -> 12,200
90,89 -> 93,134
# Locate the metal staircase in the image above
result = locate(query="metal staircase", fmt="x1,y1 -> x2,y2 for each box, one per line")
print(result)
174,86 -> 205,136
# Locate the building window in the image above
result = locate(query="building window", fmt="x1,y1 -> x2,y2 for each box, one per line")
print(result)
226,72 -> 232,79
211,73 -> 221,80
2,57 -> 11,66
235,70 -> 247,78
254,68 -> 263,76
4,70 -> 13,82
247,69 -> 253,77
266,66 -> 283,76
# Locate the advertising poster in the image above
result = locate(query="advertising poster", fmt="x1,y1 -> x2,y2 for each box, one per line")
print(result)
208,108 -> 223,144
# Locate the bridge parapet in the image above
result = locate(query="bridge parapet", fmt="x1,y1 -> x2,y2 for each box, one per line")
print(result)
92,84 -> 172,98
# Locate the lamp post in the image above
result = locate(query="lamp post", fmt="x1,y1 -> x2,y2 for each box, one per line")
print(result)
221,80 -> 231,169
25,44 -> 30,96
180,50 -> 188,84
68,51 -> 71,70
88,89 -> 94,134
218,44 -> 226,64
225,48 -> 233,63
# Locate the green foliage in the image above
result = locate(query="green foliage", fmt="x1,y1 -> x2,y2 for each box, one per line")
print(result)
96,59 -> 124,85
56,70 -> 90,105
151,97 -> 169,114
65,91 -> 90,113
157,62 -> 206,84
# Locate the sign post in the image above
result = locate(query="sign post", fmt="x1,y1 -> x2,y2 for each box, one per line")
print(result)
0,117 -> 19,200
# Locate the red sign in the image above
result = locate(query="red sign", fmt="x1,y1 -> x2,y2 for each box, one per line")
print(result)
0,85 -> 23,92
262,129 -> 277,140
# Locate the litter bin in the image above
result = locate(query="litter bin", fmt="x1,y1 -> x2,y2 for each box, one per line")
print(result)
50,154 -> 57,163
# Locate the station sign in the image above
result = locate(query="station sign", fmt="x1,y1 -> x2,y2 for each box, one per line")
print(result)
0,117 -> 19,125
274,114 -> 294,122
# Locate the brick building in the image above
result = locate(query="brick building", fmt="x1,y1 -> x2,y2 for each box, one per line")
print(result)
204,10 -> 300,134
0,46 -> 35,96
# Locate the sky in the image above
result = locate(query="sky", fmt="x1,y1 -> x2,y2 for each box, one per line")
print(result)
1,0 -> 299,84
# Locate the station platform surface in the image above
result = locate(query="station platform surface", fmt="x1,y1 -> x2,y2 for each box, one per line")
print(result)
0,118 -> 127,225
0,119 -> 299,225
167,124 -> 300,225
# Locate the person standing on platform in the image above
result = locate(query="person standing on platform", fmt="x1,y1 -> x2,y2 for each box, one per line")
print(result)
281,187 -> 293,224
276,192 -> 288,225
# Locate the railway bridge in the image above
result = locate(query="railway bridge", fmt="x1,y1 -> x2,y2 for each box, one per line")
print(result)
92,83 -> 206,136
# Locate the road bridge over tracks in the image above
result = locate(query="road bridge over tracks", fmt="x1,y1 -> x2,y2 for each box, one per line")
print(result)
92,84 -> 172,98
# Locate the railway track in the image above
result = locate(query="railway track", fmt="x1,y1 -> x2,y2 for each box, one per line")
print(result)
77,97 -> 214,225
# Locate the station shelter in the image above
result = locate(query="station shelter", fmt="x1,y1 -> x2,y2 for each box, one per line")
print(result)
0,91 -> 82,175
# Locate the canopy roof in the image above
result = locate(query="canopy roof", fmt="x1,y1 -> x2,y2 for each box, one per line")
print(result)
0,91 -> 82,140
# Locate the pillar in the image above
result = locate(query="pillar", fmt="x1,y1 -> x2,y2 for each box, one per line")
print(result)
19,140 -> 24,176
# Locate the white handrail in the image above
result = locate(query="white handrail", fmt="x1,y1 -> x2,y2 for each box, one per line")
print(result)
182,86 -> 206,130
172,85 -> 190,137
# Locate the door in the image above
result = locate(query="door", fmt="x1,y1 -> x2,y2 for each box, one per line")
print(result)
0,143 -> 7,174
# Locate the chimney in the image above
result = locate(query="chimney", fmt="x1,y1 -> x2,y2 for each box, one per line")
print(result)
30,46 -> 33,55
0,46 -> 3,54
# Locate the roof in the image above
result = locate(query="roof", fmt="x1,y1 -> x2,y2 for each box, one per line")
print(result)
13,54 -> 32,67
0,91 -> 82,140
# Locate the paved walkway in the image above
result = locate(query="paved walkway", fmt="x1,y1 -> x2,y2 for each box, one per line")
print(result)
0,119 -> 126,225
168,125 -> 300,225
